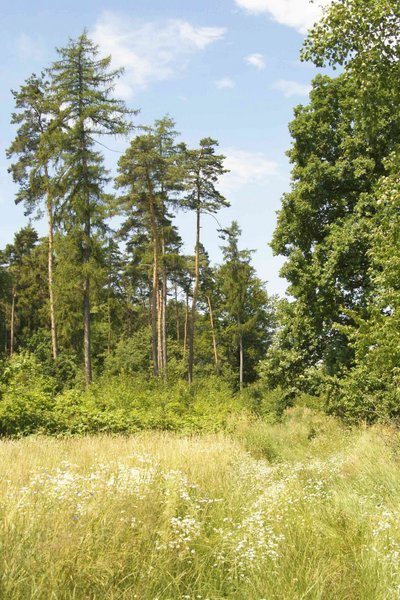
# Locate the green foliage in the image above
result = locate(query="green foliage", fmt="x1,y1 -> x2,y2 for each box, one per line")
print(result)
0,353 -> 56,435
269,73 -> 379,392
239,382 -> 288,420
234,406 -> 348,462
325,153 -> 400,422
4,33 -> 274,393
0,352 -> 241,436
218,221 -> 275,387
104,327 -> 152,376
302,0 -> 400,139
265,0 -> 400,422
54,374 -> 240,434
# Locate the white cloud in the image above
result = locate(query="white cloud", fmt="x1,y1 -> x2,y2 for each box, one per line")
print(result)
16,33 -> 45,61
245,53 -> 266,69
221,148 -> 278,195
272,79 -> 311,97
215,77 -> 235,89
234,0 -> 331,34
90,12 -> 226,98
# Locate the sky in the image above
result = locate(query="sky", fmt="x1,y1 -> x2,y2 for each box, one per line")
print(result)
1,0 -> 330,297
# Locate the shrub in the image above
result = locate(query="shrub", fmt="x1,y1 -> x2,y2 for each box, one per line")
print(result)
0,353 -> 57,435
53,374 -> 241,435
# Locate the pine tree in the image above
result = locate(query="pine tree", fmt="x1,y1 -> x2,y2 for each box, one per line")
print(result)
0,227 -> 45,355
49,31 -> 134,384
180,138 -> 228,383
115,117 -> 180,377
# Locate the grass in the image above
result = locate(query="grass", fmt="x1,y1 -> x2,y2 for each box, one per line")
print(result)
1,408 -> 400,599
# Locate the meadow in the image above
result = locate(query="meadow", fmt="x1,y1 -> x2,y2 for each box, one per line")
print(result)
1,408 -> 400,599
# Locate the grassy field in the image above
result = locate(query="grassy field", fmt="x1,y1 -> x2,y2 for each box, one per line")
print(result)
1,408 -> 400,599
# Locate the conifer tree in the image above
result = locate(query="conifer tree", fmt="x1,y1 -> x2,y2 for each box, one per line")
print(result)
7,73 -> 60,360
115,117 -> 180,377
180,138 -> 228,383
0,227 -> 44,355
219,222 -> 273,390
49,32 -> 133,384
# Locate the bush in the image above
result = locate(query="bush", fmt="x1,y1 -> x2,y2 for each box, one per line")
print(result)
0,353 -> 57,435
326,366 -> 400,424
104,328 -> 152,376
51,374 -> 242,435
0,355 -> 252,437
240,382 -> 289,421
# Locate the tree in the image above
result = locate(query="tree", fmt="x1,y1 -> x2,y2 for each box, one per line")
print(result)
219,222 -> 274,390
115,117 -> 181,377
330,151 -> 400,421
199,245 -> 220,374
303,1 -> 400,177
180,138 -> 228,383
7,73 -> 60,360
0,266 -> 11,354
0,227 -> 47,356
268,64 -> 400,397
267,0 -> 400,414
49,31 -> 133,384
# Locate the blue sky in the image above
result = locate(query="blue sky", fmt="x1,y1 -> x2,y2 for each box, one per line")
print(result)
1,0 -> 329,296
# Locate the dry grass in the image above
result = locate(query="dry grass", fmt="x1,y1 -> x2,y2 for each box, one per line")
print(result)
1,410 -> 400,599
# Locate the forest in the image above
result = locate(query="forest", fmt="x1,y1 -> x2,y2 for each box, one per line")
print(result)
0,31 -> 276,435
1,0 -> 399,433
1,1 -> 400,597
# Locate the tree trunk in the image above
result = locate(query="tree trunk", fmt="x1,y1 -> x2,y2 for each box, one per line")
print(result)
207,294 -> 219,373
157,288 -> 163,373
162,247 -> 168,376
183,291 -> 189,356
82,168 -> 92,386
157,235 -> 167,379
175,282 -> 180,345
47,191 -> 58,361
239,332 -> 244,392
147,178 -> 159,376
188,207 -> 200,384
77,51 -> 92,386
10,286 -> 16,356
82,179 -> 92,385
107,297 -> 112,355
83,270 -> 91,385
3,309 -> 7,354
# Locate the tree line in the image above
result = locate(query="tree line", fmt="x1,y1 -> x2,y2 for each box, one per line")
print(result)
262,0 -> 400,421
3,0 -> 399,425
1,33 -> 274,390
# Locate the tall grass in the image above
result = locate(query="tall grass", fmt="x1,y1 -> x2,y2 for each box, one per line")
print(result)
1,409 -> 400,598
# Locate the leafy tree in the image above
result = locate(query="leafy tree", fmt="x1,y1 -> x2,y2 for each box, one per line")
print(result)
331,151 -> 400,421
302,0 -> 400,134
270,74 -> 379,388
267,0 -> 400,416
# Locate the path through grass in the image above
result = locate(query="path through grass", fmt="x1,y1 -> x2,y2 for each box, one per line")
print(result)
1,409 -> 400,599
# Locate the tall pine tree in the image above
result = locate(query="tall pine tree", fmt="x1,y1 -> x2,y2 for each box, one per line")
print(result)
180,138 -> 228,383
49,32 -> 134,384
